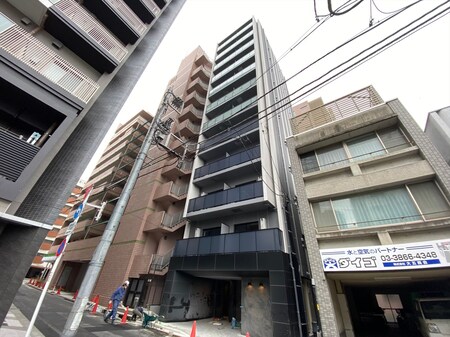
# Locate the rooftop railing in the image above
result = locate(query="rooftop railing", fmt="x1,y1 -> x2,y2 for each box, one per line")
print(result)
0,19 -> 99,103
141,0 -> 161,16
54,0 -> 128,62
290,86 -> 384,135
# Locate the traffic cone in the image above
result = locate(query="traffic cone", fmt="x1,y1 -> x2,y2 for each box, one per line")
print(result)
120,306 -> 129,324
107,301 -> 112,310
56,287 -> 62,295
91,295 -> 99,313
246,332 -> 250,337
28,279 -> 32,285
72,289 -> 78,300
190,320 -> 196,337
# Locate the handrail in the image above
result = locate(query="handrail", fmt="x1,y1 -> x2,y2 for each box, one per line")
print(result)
104,0 -> 146,34
54,0 -> 127,62
0,21 -> 99,103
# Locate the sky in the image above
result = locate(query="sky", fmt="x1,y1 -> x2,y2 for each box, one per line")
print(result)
81,0 -> 450,180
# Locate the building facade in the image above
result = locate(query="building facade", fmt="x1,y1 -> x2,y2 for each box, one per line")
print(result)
49,47 -> 212,311
0,0 -> 185,324
287,86 -> 450,337
160,19 -> 314,337
424,106 -> 450,165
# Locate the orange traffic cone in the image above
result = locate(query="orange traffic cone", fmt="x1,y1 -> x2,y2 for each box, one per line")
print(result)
72,289 -> 78,300
91,295 -> 99,313
107,301 -> 112,310
246,332 -> 250,337
121,306 -> 129,324
28,279 -> 32,285
56,287 -> 62,295
190,320 -> 197,337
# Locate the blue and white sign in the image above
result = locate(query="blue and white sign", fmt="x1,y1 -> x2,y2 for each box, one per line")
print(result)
320,239 -> 450,272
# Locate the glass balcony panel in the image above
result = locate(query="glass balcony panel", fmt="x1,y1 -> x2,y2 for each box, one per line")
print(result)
218,20 -> 252,53
193,197 -> 205,211
256,230 -> 282,251
215,190 -> 227,207
211,50 -> 255,84
239,232 -> 256,252
210,235 -> 225,254
240,183 -> 255,201
204,194 -> 215,209
174,239 -> 188,256
224,233 -> 240,253
209,63 -> 256,96
214,40 -> 254,71
216,31 -> 253,62
198,236 -> 212,255
186,237 -> 200,256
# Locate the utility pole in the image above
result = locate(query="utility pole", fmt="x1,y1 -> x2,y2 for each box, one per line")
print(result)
61,89 -> 183,337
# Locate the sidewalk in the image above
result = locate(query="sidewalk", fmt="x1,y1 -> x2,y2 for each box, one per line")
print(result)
1,280 -> 247,337
0,303 -> 45,337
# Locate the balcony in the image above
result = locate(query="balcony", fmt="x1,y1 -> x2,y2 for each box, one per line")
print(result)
184,92 -> 206,109
143,211 -> 186,232
191,65 -> 211,82
161,160 -> 193,180
216,30 -> 253,65
209,50 -> 255,99
198,118 -> 259,155
0,17 -> 99,104
187,181 -> 266,220
177,119 -> 201,138
207,76 -> 257,118
178,104 -> 203,123
290,86 -> 384,135
202,96 -> 258,138
186,77 -> 209,96
154,182 -> 188,205
217,20 -> 252,55
194,146 -> 260,187
122,0 -> 159,24
214,40 -> 254,75
173,228 -> 282,257
83,0 -> 146,45
209,63 -> 256,96
45,0 -> 128,73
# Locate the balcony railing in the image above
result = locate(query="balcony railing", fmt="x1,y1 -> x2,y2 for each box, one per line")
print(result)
290,86 -> 384,134
187,180 -> 263,213
0,20 -> 99,103
216,30 -> 253,63
217,20 -> 252,54
173,228 -> 283,256
207,76 -> 256,114
214,40 -> 254,71
194,146 -> 260,179
199,118 -> 258,151
104,0 -> 146,35
211,50 -> 255,86
54,0 -> 127,63
161,212 -> 185,229
149,249 -> 173,272
202,95 -> 258,132
210,63 -> 256,100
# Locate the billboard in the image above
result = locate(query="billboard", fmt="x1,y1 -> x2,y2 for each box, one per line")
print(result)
320,239 -> 450,272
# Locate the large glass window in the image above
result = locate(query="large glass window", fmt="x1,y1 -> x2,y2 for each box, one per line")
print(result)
312,181 -> 450,231
300,127 -> 410,173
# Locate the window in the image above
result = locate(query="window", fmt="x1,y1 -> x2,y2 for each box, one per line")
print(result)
300,127 -> 410,173
203,227 -> 221,237
234,221 -> 258,233
312,181 -> 450,232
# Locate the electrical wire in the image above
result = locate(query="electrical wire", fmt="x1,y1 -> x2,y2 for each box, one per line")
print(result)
327,0 -> 365,16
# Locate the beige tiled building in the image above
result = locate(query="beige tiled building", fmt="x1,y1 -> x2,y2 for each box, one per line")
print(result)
287,86 -> 450,337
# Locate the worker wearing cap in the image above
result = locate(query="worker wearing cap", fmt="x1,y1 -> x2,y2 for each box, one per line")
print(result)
104,280 -> 129,324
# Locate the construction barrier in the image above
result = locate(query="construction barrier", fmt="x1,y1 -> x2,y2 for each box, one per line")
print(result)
121,306 -> 129,324
91,295 -> 99,313
190,320 -> 196,337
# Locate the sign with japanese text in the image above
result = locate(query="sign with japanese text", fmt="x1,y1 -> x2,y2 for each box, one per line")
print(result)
320,239 -> 450,272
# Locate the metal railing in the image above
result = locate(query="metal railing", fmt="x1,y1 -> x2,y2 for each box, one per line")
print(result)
290,86 -> 384,134
161,212 -> 185,228
141,0 -> 160,16
104,0 -> 146,35
54,0 -> 127,62
0,23 -> 99,103
207,76 -> 256,113
170,183 -> 189,197
216,30 -> 253,63
149,249 -> 174,272
211,50 -> 255,85
217,20 -> 252,54
214,40 -> 254,72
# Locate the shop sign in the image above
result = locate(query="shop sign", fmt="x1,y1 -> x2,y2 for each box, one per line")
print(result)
320,239 -> 450,272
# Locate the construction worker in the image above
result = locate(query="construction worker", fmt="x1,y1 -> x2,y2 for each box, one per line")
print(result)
104,280 -> 129,324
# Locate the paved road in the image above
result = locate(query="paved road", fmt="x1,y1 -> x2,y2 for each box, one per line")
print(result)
13,285 -> 166,337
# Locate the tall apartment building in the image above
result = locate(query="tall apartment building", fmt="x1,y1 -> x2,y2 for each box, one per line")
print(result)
29,181 -> 84,277
49,47 -> 212,310
425,106 -> 450,165
160,19 -> 314,337
287,86 -> 450,337
0,0 -> 185,324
